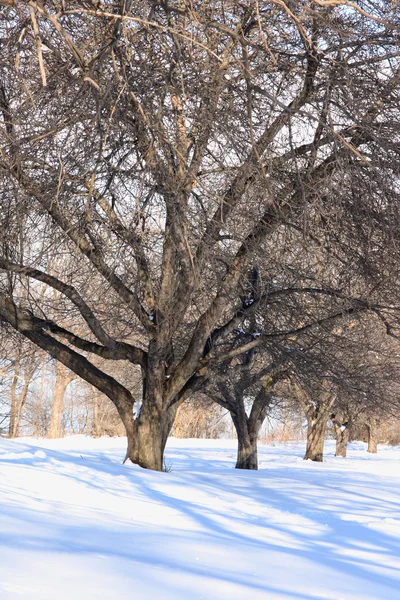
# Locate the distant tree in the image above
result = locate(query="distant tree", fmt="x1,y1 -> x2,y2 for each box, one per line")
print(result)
172,395 -> 229,439
330,408 -> 352,458
209,356 -> 288,469
48,361 -> 76,438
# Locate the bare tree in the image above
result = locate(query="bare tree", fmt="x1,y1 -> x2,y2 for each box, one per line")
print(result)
0,2 -> 399,469
210,359 -> 287,469
48,361 -> 76,438
2,338 -> 42,438
172,395 -> 229,439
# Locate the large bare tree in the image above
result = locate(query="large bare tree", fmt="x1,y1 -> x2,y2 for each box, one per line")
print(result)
0,1 -> 399,469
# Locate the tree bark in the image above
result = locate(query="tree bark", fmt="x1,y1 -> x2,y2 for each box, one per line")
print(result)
367,418 -> 378,453
125,404 -> 166,471
335,424 -> 349,457
123,381 -> 179,471
231,406 -> 259,470
332,416 -> 350,458
304,403 -> 332,462
48,362 -> 75,439
236,432 -> 258,470
213,381 -> 275,470
295,383 -> 336,463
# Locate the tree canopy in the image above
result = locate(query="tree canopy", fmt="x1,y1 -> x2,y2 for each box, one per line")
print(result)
0,0 -> 399,469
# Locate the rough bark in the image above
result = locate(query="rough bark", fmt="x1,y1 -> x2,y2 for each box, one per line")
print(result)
332,414 -> 350,457
227,387 -> 274,470
236,430 -> 258,470
295,383 -> 336,463
335,424 -> 350,457
124,401 -> 176,471
231,407 -> 259,470
304,412 -> 328,462
304,398 -> 334,462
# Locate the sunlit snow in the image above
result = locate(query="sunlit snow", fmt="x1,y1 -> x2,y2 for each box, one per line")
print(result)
0,437 -> 400,599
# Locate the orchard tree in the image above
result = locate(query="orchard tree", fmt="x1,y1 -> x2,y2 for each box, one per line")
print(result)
0,1 -> 399,469
209,354 -> 288,470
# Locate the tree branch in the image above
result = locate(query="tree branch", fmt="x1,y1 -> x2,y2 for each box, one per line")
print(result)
0,294 -> 146,367
0,294 -> 135,412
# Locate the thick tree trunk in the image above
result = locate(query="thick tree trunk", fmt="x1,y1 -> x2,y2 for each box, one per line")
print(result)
367,418 -> 378,453
232,409 -> 259,470
124,399 -> 177,471
48,363 -> 74,439
236,434 -> 258,470
304,408 -> 330,462
133,405 -> 163,471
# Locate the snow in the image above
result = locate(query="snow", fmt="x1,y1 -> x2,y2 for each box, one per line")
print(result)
1,437 -> 400,599
133,401 -> 142,420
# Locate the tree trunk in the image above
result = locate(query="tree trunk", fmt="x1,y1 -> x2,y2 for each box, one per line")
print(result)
334,423 -> 350,457
126,409 -> 163,471
367,418 -> 378,453
331,413 -> 350,458
232,409 -> 259,470
92,391 -> 100,437
8,358 -> 20,438
13,381 -> 31,438
236,433 -> 258,470
162,402 -> 179,454
48,362 -> 75,439
304,407 -> 330,462
123,397 -> 177,471
13,352 -> 39,438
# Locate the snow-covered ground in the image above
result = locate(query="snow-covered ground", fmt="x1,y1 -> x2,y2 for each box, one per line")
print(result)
1,437 -> 400,600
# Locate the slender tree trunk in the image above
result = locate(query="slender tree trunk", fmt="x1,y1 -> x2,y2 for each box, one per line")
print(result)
8,358 -> 20,438
32,363 -> 46,436
13,352 -> 39,437
304,405 -> 331,462
13,381 -> 31,437
367,418 -> 378,454
92,391 -> 100,437
48,362 -> 75,439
